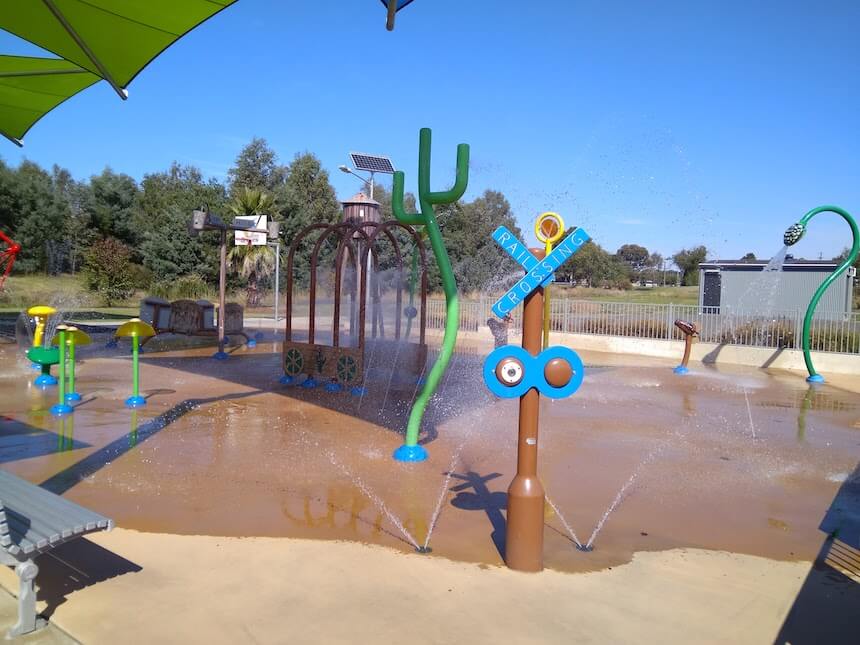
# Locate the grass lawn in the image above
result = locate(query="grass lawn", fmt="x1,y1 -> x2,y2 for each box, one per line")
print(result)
1,274 -> 701,317
548,284 -> 699,305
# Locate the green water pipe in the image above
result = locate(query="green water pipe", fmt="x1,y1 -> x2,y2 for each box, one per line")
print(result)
57,327 -> 67,404
783,205 -> 859,383
132,333 -> 140,396
391,128 -> 469,461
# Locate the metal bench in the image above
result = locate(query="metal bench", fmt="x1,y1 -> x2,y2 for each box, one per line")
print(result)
0,469 -> 113,638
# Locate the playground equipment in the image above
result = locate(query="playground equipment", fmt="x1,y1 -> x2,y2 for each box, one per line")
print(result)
382,0 -> 415,30
282,219 -> 429,393
534,212 -> 565,349
48,325 -> 74,416
52,326 -> 91,401
483,220 -> 589,572
783,205 -> 859,383
0,229 -> 20,290
391,127 -> 469,462
137,297 -> 249,349
673,319 -> 699,374
24,305 -> 59,387
115,318 -> 156,408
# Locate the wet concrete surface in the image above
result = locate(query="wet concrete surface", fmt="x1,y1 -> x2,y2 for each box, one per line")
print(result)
1,336 -> 859,574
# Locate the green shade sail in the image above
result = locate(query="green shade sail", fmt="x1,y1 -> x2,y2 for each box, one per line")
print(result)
0,55 -> 99,145
0,0 -> 237,98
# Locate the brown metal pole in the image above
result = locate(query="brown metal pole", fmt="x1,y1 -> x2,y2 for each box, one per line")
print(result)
218,229 -> 226,354
505,247 -> 546,573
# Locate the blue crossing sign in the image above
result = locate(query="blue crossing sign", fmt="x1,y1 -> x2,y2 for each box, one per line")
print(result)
492,226 -> 591,318
492,226 -> 554,288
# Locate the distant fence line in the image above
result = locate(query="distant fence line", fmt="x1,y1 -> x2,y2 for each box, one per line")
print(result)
425,298 -> 860,355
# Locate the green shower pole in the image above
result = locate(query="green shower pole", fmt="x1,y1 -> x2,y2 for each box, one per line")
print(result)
49,326 -> 73,416
68,342 -> 75,397
391,128 -> 469,462
783,205 -> 859,383
131,333 -> 140,398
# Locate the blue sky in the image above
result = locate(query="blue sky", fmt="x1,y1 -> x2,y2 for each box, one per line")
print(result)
2,0 -> 858,263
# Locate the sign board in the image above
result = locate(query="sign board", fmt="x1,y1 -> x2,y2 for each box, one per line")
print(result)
233,215 -> 268,246
492,227 -> 590,318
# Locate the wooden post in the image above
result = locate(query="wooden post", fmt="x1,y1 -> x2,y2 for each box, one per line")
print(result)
505,248 -> 546,572
218,229 -> 227,355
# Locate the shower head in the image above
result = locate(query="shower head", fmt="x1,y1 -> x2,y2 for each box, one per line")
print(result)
783,222 -> 805,246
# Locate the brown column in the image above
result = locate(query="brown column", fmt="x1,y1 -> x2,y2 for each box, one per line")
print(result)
505,248 -> 545,572
218,229 -> 226,353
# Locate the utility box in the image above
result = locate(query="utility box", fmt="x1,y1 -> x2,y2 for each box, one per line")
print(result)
698,260 -> 855,317
140,297 -> 171,331
223,302 -> 244,334
196,300 -> 216,330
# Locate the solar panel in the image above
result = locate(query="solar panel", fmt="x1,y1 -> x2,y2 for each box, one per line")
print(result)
349,152 -> 395,174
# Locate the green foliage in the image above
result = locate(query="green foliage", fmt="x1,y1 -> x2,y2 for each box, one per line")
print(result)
227,137 -> 288,195
227,187 -> 276,306
86,168 -> 139,247
149,273 -> 213,300
562,240 -> 630,289
134,163 -> 227,282
443,190 -> 523,293
83,237 -> 135,306
616,243 -> 649,278
672,245 -> 708,286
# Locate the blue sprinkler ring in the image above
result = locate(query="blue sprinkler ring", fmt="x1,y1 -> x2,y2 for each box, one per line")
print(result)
34,374 -> 57,388
50,403 -> 74,416
673,365 -> 689,375
65,392 -> 82,402
483,344 -> 584,399
807,373 -> 825,384
247,339 -> 257,349
125,395 -> 146,408
393,444 -> 428,462
279,374 -> 295,385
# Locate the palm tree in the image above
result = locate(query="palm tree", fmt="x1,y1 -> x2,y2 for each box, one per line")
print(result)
227,188 -> 276,307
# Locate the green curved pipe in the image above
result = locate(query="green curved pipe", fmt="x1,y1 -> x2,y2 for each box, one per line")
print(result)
783,205 -> 859,383
392,128 -> 469,460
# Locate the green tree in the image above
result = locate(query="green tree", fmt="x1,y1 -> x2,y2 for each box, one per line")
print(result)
83,237 -> 134,306
279,152 -> 341,288
565,240 -> 629,288
672,245 -> 708,286
86,168 -> 139,246
616,243 -> 650,279
741,252 -> 757,262
443,190 -> 523,293
134,163 -> 227,283
227,188 -> 276,306
227,137 -> 288,196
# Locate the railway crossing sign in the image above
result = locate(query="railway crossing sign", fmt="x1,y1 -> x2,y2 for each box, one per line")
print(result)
492,226 -> 591,318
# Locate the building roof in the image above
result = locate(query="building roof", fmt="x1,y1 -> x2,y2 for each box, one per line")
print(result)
340,192 -> 380,207
700,259 -> 840,271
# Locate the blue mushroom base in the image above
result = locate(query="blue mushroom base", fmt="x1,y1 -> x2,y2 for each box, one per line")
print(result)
393,444 -> 428,462
125,395 -> 147,408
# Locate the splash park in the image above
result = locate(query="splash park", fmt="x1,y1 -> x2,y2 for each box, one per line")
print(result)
0,128 -> 857,642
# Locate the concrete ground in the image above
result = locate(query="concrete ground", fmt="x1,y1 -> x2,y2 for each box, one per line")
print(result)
0,531 -> 820,644
1,333 -> 858,643
0,587 -> 76,644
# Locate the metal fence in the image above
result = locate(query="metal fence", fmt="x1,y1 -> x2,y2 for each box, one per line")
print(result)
426,298 -> 860,354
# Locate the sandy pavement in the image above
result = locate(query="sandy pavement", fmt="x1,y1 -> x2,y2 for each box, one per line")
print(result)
0,529 -> 812,644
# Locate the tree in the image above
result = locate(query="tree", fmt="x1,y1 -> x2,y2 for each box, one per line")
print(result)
443,190 -> 523,293
134,163 -> 227,283
563,240 -> 628,288
86,168 -> 139,246
672,246 -> 708,286
83,237 -> 134,306
227,188 -> 276,306
279,152 -> 341,287
227,138 -> 288,196
741,252 -> 757,262
616,243 -> 649,280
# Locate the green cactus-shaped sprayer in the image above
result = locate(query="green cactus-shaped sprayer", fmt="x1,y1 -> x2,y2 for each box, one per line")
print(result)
391,128 -> 469,462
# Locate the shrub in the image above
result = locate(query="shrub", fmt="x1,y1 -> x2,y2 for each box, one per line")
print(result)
83,238 -> 135,306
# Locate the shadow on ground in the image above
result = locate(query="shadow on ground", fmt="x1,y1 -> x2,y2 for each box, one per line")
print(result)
775,463 -> 860,644
35,538 -> 142,619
